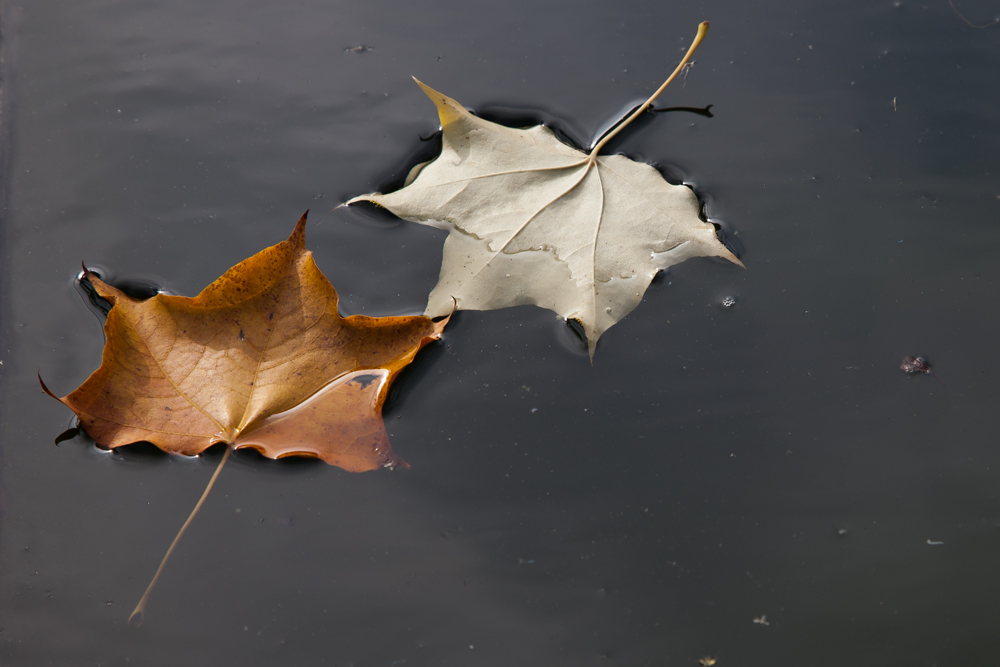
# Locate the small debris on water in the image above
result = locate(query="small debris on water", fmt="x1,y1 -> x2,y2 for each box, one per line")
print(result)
900,356 -> 930,374
927,539 -> 944,545
901,355 -> 946,385
837,528 -> 848,536
753,615 -> 770,626
699,657 -> 717,666
344,45 -> 373,53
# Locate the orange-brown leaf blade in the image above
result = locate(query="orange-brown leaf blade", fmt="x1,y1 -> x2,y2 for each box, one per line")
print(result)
234,369 -> 403,472
49,213 -> 448,471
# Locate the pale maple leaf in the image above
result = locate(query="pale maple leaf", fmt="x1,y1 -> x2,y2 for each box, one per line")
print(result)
348,22 -> 743,357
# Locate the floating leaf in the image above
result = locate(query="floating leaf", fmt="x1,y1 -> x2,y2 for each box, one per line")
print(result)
348,22 -> 742,356
42,212 -> 447,472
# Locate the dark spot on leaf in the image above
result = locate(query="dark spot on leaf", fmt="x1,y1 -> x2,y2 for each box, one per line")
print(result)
347,373 -> 381,389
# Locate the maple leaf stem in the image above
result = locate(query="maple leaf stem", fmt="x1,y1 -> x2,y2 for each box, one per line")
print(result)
128,447 -> 231,627
589,21 -> 709,158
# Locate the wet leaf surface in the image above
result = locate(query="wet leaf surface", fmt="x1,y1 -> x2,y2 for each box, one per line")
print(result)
349,68 -> 741,357
43,213 -> 447,472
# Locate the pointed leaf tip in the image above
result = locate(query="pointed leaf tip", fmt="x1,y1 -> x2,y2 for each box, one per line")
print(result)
411,78 -> 467,128
38,370 -> 60,401
412,77 -> 439,101
79,261 -> 101,285
721,246 -> 746,269
78,266 -> 123,304
288,210 -> 309,247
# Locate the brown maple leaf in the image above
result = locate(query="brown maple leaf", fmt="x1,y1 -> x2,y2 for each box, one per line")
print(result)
42,211 -> 447,472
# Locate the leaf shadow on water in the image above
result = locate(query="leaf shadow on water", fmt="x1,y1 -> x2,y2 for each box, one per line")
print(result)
373,132 -> 444,197
109,441 -> 173,464
74,268 -> 170,321
344,199 -> 408,227
596,102 -> 677,155
476,106 -> 587,151
228,444 -> 326,476
707,218 -> 745,259
105,276 -> 164,300
556,317 -> 591,358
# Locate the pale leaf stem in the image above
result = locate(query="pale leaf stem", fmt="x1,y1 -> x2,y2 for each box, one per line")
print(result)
589,21 -> 710,158
128,447 -> 231,627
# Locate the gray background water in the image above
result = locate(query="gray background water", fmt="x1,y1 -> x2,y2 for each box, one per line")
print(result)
2,0 -> 999,665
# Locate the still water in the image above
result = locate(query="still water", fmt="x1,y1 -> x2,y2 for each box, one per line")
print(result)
2,0 -> 999,665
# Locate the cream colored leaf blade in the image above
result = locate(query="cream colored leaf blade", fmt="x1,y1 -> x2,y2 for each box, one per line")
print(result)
348,80 -> 741,357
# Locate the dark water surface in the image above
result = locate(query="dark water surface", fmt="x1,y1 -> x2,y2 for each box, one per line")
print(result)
3,0 -> 1000,665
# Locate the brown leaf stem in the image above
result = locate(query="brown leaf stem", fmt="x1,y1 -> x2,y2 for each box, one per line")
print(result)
589,21 -> 710,158
128,447 -> 231,627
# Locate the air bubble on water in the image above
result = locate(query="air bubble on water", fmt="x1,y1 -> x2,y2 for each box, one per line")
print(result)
721,296 -> 737,308
605,307 -> 612,313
